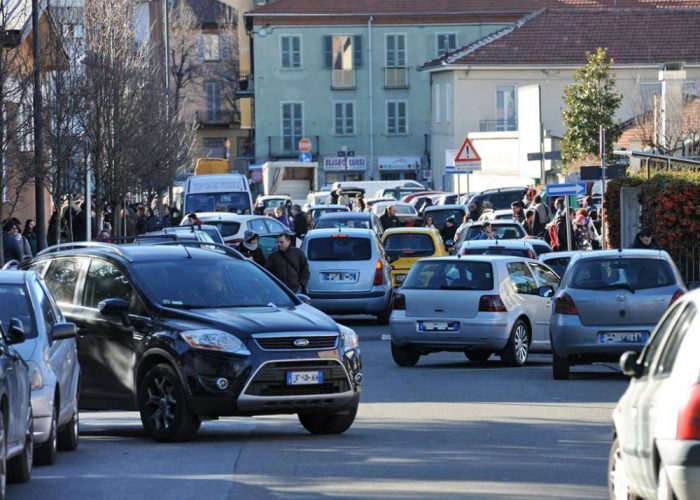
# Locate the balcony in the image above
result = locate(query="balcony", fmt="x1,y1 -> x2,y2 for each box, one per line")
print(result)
332,69 -> 355,90
385,67 -> 408,89
267,135 -> 320,160
236,72 -> 254,98
195,110 -> 241,128
479,119 -> 517,132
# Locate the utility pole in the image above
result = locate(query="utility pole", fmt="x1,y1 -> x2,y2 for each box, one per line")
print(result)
600,126 -> 607,250
32,0 -> 46,251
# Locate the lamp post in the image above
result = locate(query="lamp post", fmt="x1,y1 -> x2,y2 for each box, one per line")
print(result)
32,0 -> 46,251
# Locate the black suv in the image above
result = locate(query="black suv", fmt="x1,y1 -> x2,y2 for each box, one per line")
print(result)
468,187 -> 528,216
27,242 -> 362,442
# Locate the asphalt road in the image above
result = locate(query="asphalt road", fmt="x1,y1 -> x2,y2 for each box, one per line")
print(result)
9,317 -> 628,499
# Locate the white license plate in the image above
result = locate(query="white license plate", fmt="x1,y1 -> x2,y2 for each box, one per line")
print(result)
286,371 -> 324,385
419,321 -> 458,332
597,332 -> 649,344
322,272 -> 357,282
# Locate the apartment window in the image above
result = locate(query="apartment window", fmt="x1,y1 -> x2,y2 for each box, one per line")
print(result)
280,35 -> 301,69
386,100 -> 407,135
203,138 -> 227,159
436,33 -> 457,57
199,32 -> 220,61
445,83 -> 452,123
331,35 -> 355,89
205,81 -> 222,122
281,102 -> 303,152
495,85 -> 516,131
385,34 -> 408,88
333,101 -> 355,135
434,84 -> 441,124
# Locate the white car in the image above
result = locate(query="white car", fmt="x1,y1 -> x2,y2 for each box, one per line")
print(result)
609,287 -> 699,500
181,212 -> 289,245
308,204 -> 350,223
255,195 -> 292,215
303,191 -> 331,212
459,239 -> 537,259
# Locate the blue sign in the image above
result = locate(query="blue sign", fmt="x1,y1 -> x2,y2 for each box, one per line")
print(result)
545,182 -> 587,196
299,152 -> 312,162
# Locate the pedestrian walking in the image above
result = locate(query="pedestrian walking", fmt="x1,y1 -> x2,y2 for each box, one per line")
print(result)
2,220 -> 23,263
379,204 -> 400,229
135,206 -> 147,235
532,195 -> 550,237
523,210 -> 536,236
440,217 -> 458,245
573,215 -> 593,251
236,230 -> 265,266
631,227 -> 660,249
265,232 -> 310,293
22,219 -> 37,256
144,207 -> 161,233
292,205 -> 308,239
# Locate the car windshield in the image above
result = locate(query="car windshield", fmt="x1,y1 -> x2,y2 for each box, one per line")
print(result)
403,261 -> 494,290
311,208 -> 346,220
569,258 -> 675,291
186,192 -> 250,214
0,285 -> 36,338
463,248 -> 530,257
465,224 -> 525,240
542,257 -> 571,278
262,198 -> 286,209
427,209 -> 465,229
307,237 -> 372,261
384,233 -> 435,258
314,218 -> 371,230
133,259 -> 295,308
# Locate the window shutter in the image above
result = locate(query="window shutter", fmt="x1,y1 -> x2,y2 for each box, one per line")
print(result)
220,33 -> 229,60
353,35 -> 362,68
323,35 -> 332,69
386,35 -> 395,67
198,33 -> 205,61
292,36 -> 301,67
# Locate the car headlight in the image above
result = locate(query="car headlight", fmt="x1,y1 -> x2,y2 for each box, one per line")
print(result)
180,330 -> 251,356
27,361 -> 44,391
338,325 -> 359,354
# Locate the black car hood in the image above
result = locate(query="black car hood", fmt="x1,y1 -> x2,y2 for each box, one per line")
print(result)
160,303 -> 339,338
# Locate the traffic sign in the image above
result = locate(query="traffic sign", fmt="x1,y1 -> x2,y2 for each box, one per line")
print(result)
527,151 -> 562,162
545,182 -> 587,196
298,138 -> 312,153
445,164 -> 477,174
454,137 -> 481,169
580,165 -> 626,181
299,152 -> 312,162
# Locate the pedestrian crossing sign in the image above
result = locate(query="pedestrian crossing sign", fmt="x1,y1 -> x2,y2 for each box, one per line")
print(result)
454,137 -> 481,167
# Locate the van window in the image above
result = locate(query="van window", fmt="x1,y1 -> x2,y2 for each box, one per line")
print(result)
403,261 -> 493,290
185,192 -> 250,214
307,237 -> 372,261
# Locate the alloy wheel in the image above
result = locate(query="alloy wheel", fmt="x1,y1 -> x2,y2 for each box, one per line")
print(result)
610,445 -> 630,500
514,324 -> 529,364
145,376 -> 177,432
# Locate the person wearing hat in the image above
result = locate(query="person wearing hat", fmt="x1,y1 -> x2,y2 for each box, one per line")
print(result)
631,227 -> 660,250
237,230 -> 265,266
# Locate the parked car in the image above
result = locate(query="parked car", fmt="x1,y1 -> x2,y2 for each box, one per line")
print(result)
455,220 -> 527,247
254,195 -> 292,215
312,212 -> 384,238
0,281 -> 34,488
609,288 -> 700,500
302,228 -> 393,324
29,242 -> 362,441
389,256 -> 560,367
382,227 -> 448,287
547,249 -> 686,379
181,212 -> 289,246
370,202 -> 422,226
1,271 -> 79,466
459,239 -> 537,259
469,187 -> 529,217
308,204 -> 350,223
538,251 -> 578,278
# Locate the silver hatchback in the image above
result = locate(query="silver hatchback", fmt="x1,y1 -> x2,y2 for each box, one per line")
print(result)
302,228 -> 393,324
548,249 -> 686,379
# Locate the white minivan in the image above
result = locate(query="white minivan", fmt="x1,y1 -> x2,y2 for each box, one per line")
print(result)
183,173 -> 253,215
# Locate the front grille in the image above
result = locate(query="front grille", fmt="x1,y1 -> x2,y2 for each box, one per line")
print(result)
245,360 -> 350,397
254,335 -> 338,351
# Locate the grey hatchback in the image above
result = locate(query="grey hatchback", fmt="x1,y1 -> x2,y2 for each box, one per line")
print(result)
547,249 -> 686,379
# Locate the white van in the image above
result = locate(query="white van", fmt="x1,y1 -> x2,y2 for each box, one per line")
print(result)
183,173 -> 253,215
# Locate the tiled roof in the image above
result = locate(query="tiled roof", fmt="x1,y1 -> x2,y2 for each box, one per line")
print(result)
422,8 -> 700,67
617,97 -> 700,149
176,0 -> 235,27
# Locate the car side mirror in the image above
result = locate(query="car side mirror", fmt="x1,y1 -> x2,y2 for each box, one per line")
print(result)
7,318 -> 26,345
620,351 -> 642,378
538,286 -> 555,298
50,322 -> 78,341
98,298 -> 130,318
296,293 -> 311,305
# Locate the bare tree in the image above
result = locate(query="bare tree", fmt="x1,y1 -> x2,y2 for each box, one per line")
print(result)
168,0 -> 199,117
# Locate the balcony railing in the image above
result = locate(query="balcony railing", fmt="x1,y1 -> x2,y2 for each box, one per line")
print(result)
479,119 -> 517,132
195,110 -> 241,127
267,135 -> 320,160
332,69 -> 355,90
385,67 -> 408,89
236,72 -> 254,98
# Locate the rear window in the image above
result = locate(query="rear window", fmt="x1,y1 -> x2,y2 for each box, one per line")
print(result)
465,224 -> 524,240
210,222 -> 241,238
403,261 -> 494,290
384,233 -> 436,258
569,258 -> 675,291
480,191 -> 525,210
394,205 -> 416,216
426,209 -> 465,229
463,248 -> 530,258
311,208 -> 346,220
314,218 -> 370,231
542,257 -> 571,277
307,236 -> 373,261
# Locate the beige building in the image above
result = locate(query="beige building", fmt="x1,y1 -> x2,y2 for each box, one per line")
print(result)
420,8 -> 700,192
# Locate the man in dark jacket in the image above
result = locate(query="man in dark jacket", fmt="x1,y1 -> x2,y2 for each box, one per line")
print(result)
144,207 -> 161,233
379,204 -> 399,229
265,232 -> 310,293
236,230 -> 265,266
440,217 -> 458,245
2,221 -> 23,263
292,205 -> 308,238
631,227 -> 660,249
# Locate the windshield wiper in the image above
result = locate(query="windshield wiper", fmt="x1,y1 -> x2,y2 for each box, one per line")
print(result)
598,283 -> 636,293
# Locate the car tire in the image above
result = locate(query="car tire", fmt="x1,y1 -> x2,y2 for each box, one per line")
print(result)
376,307 -> 391,325
553,352 -> 570,380
57,406 -> 79,452
138,363 -> 201,442
465,350 -> 491,363
34,405 -> 57,466
391,343 -> 420,367
608,437 -> 633,500
657,462 -> 675,500
298,399 -> 359,435
8,407 -> 32,483
500,320 -> 530,367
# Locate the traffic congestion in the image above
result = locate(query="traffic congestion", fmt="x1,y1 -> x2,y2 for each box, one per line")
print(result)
0,178 -> 698,500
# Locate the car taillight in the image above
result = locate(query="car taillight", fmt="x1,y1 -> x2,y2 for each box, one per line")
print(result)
555,293 -> 579,315
670,289 -> 685,306
393,293 -> 406,310
373,260 -> 384,286
478,295 -> 507,312
677,384 -> 700,440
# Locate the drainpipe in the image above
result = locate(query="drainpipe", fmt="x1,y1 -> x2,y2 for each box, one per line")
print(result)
368,16 -> 374,180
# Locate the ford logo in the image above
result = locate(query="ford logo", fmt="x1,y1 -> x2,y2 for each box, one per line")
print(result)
293,338 -> 310,347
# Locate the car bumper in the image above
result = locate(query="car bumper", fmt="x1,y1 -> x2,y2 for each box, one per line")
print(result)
550,314 -> 654,360
657,439 -> 700,500
390,312 -> 510,351
30,385 -> 55,445
308,289 -> 392,315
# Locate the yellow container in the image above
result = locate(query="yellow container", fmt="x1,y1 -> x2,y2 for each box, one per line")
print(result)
194,158 -> 229,175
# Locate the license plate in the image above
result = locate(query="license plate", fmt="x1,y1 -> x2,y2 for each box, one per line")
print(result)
322,272 -> 357,282
286,371 -> 324,385
418,321 -> 458,332
597,331 -> 649,344
395,274 -> 406,283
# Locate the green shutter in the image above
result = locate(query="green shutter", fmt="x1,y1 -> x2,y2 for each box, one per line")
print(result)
323,35 -> 332,68
353,35 -> 362,68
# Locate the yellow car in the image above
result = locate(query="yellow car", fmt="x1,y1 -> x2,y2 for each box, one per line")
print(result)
382,227 -> 449,287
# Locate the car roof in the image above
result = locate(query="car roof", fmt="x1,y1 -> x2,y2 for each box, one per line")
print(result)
0,270 -> 31,285
570,249 -> 670,261
304,228 -> 376,239
469,220 -> 523,226
478,186 -> 526,194
383,227 -> 438,236
258,195 -> 290,200
424,204 -> 467,211
190,213 -> 260,222
34,243 -> 234,264
316,212 -> 371,220
419,255 -> 533,263
540,250 -> 579,260
462,239 -> 533,249
309,204 -> 348,210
